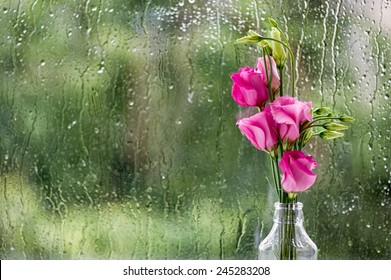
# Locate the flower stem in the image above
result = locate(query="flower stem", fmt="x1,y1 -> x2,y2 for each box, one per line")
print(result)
258,37 -> 295,97
312,116 -> 342,122
275,157 -> 283,202
263,52 -> 274,101
270,157 -> 280,198
280,202 -> 297,260
279,66 -> 284,97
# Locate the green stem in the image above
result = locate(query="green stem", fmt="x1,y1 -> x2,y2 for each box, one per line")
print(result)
263,52 -> 273,101
280,202 -> 297,260
275,157 -> 283,202
270,156 -> 280,198
300,124 -> 322,133
279,66 -> 284,97
258,37 -> 295,97
274,26 -> 294,98
312,116 -> 342,122
275,25 -> 289,46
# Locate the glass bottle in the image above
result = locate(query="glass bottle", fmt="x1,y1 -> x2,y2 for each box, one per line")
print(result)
258,202 -> 317,260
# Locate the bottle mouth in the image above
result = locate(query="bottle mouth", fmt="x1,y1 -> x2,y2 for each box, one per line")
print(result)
273,202 -> 304,224
274,202 -> 303,210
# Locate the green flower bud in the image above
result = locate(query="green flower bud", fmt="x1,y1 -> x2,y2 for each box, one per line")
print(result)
339,115 -> 355,122
313,107 -> 332,115
301,129 -> 313,146
319,130 -> 344,140
323,122 -> 349,131
237,35 -> 262,44
268,17 -> 278,27
271,27 -> 287,68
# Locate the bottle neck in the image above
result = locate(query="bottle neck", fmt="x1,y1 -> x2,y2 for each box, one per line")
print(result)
273,202 -> 304,224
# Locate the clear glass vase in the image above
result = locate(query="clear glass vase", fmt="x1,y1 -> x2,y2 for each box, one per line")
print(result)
258,202 -> 317,260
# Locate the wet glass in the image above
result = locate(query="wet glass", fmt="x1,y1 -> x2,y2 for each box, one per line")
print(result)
0,0 -> 390,259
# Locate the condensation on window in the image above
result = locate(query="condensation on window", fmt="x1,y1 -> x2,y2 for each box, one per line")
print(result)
0,0 -> 390,259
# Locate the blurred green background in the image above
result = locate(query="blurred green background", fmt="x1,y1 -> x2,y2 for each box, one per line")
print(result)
0,0 -> 390,259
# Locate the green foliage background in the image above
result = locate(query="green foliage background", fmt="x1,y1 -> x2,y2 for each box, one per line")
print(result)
0,0 -> 390,259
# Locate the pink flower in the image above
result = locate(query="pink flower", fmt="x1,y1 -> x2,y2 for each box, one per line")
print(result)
279,151 -> 317,193
270,96 -> 312,142
257,56 -> 280,92
236,107 -> 278,152
231,66 -> 269,108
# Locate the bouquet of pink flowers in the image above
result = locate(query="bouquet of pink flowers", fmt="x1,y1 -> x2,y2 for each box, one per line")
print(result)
231,18 -> 354,259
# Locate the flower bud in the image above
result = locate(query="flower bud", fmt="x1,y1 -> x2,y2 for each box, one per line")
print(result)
300,129 -> 313,147
313,107 -> 331,115
237,35 -> 262,44
319,130 -> 344,140
339,115 -> 355,122
323,122 -> 349,131
268,17 -> 278,27
271,27 -> 287,68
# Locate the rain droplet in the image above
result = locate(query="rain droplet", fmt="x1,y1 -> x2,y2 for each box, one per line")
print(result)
67,120 -> 77,129
97,66 -> 105,74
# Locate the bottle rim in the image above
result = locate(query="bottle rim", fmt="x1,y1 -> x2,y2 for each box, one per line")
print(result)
273,202 -> 303,210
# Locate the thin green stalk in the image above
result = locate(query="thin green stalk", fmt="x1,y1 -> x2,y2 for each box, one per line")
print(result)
300,124 -> 322,133
258,37 -> 295,97
263,52 -> 273,101
280,202 -> 297,260
273,25 -> 294,97
270,156 -> 280,198
275,157 -> 283,202
312,116 -> 343,122
279,66 -> 284,97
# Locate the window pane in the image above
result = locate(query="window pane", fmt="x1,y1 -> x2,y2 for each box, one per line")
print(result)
0,0 -> 390,259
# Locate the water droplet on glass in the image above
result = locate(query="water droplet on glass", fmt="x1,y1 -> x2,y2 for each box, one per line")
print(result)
67,120 -> 77,129
97,66 -> 105,74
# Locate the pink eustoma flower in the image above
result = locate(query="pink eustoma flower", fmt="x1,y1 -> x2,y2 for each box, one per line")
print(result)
236,107 -> 278,152
270,96 -> 312,142
279,150 -> 317,193
231,66 -> 269,108
257,56 -> 280,92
